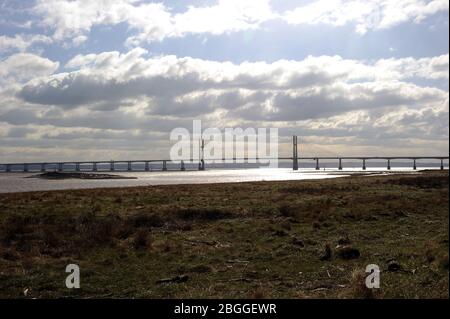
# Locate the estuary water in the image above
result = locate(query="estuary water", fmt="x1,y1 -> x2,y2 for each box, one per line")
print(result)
0,167 -> 441,194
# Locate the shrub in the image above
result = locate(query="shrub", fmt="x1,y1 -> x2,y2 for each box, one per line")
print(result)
279,205 -> 298,218
176,208 -> 233,221
129,213 -> 165,228
133,229 -> 151,250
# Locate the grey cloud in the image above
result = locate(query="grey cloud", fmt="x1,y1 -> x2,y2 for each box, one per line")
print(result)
149,90 -> 269,117
0,108 -> 198,133
16,54 -> 357,110
18,72 -> 211,109
0,109 -> 40,125
6,126 -> 35,138
231,84 -> 445,121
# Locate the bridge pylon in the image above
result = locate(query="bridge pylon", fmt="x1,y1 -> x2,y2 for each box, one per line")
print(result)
293,136 -> 299,171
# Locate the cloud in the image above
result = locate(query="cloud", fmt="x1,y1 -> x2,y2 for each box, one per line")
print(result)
126,0 -> 275,46
283,0 -> 449,34
33,0 -> 274,46
0,53 -> 59,83
71,35 -> 88,47
0,34 -> 52,53
4,48 -> 444,159
30,0 -> 449,46
18,50 -> 448,119
231,81 -> 445,121
374,54 -> 449,80
1,48 -> 447,161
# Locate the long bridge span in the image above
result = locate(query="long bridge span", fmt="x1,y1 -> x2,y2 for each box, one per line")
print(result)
0,156 -> 448,173
0,137 -> 448,172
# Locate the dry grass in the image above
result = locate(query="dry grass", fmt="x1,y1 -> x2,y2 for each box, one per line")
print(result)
0,170 -> 448,298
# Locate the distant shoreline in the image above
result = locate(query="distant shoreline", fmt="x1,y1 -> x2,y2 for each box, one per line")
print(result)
27,171 -> 138,180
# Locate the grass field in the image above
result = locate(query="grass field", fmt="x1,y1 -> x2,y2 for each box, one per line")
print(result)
0,170 -> 448,298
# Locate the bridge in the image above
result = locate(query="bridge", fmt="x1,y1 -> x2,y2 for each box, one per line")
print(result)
0,136 -> 448,172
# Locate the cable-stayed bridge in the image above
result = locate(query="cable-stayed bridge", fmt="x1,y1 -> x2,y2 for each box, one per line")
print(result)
1,137 -> 448,172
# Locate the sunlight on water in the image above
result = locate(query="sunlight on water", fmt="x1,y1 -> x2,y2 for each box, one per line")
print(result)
0,167 -> 446,193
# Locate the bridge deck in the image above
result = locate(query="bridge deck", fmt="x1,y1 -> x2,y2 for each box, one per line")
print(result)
0,156 -> 448,172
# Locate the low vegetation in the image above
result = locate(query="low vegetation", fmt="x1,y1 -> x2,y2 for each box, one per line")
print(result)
0,170 -> 448,298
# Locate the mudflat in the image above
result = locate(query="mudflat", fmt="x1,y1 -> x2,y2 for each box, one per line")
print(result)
28,172 -> 137,180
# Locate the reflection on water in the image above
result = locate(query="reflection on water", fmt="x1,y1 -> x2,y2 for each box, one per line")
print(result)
0,167 -> 442,194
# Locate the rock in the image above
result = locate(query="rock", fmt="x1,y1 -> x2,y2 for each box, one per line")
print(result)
320,244 -> 332,261
335,245 -> 360,260
387,260 -> 401,272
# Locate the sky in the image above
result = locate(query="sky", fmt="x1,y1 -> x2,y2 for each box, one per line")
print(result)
0,0 -> 449,162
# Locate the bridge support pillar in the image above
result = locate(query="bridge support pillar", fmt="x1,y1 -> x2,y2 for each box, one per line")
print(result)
387,159 -> 391,170
362,159 -> 366,170
200,139 -> 206,171
181,160 -> 185,171
413,159 -> 417,170
93,163 -> 97,171
163,161 -> 167,171
110,162 -> 115,171
315,158 -> 319,170
441,159 -> 444,170
58,163 -> 63,172
24,163 -> 28,172
199,159 -> 205,171
75,163 -> 80,171
338,158 -> 342,170
145,161 -> 150,171
127,162 -> 132,171
293,136 -> 298,171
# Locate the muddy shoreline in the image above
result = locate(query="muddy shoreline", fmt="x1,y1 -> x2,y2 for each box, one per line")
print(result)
27,171 -> 137,180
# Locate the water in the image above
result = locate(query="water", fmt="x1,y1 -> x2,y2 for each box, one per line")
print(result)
0,167 -> 443,194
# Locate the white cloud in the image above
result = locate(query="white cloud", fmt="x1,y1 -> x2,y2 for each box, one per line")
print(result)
0,53 -> 59,83
283,0 -> 449,34
374,54 -> 449,80
71,35 -> 88,46
0,34 -> 52,53
31,0 -> 448,46
33,0 -> 274,46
